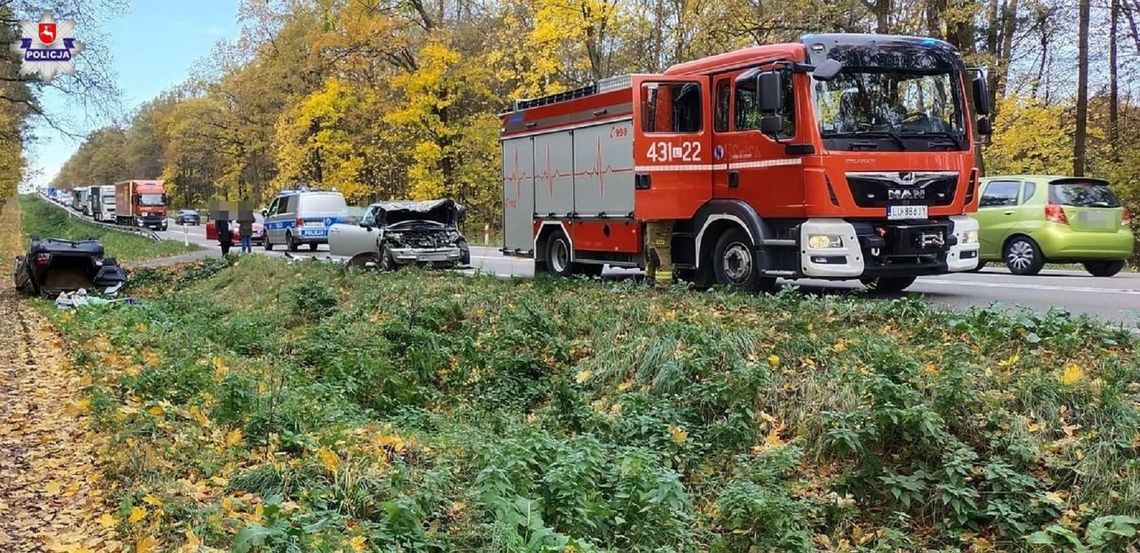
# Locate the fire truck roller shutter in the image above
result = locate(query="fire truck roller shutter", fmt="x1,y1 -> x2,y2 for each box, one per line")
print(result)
573,120 -> 634,218
533,131 -> 575,217
502,136 -> 536,252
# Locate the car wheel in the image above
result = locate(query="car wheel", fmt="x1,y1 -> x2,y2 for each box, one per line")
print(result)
264,234 -> 274,251
712,227 -> 775,293
347,252 -> 380,270
287,232 -> 299,252
379,244 -> 398,271
309,243 -> 318,251
860,276 -> 917,293
545,232 -> 574,277
1004,236 -> 1045,275
1083,260 -> 1126,277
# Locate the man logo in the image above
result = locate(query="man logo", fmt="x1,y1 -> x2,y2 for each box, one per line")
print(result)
898,172 -> 916,184
888,189 -> 926,200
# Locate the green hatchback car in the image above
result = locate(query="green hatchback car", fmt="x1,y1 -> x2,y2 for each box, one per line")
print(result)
976,176 -> 1134,276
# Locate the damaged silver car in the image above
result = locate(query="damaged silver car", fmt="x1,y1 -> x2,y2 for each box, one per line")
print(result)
329,199 -> 471,270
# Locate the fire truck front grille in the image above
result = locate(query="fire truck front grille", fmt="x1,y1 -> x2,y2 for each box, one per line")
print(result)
846,171 -> 958,208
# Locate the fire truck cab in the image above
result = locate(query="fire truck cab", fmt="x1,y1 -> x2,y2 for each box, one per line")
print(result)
500,34 -> 990,291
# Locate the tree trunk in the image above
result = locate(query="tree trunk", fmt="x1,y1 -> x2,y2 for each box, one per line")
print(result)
1110,0 -> 1120,161
1074,0 -> 1090,177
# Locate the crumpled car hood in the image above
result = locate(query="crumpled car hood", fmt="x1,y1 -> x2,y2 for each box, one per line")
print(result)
374,199 -> 466,226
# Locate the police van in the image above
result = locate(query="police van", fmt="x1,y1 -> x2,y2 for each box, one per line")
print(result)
263,188 -> 348,251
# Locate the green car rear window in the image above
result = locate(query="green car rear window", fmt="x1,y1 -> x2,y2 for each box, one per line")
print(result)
1049,182 -> 1121,208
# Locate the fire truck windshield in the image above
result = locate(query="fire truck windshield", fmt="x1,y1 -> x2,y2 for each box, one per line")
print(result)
813,69 -> 966,150
139,193 -> 165,206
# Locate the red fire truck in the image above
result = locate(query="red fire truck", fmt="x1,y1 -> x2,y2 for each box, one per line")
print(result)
499,34 -> 990,291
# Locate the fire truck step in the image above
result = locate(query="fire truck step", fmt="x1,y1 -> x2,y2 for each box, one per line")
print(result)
762,270 -> 797,277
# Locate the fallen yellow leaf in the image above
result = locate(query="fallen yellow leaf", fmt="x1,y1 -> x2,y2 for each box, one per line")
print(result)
225,428 -> 243,447
147,405 -> 164,417
574,369 -> 593,384
668,425 -> 688,445
128,506 -> 147,524
316,447 -> 340,473
44,481 -> 62,496
768,354 -> 780,368
98,513 -> 117,529
135,535 -> 159,553
142,494 -> 163,507
350,535 -> 367,553
1058,363 -> 1084,386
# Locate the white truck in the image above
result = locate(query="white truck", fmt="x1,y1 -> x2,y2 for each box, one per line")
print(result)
87,185 -> 116,222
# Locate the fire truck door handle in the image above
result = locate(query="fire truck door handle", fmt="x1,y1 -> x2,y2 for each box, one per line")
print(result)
1003,210 -> 1014,215
635,174 -> 651,190
728,172 -> 740,188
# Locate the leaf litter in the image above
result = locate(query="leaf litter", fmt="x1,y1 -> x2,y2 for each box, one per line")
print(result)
0,200 -> 118,552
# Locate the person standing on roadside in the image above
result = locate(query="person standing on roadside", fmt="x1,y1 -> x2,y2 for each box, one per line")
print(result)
237,209 -> 253,254
645,221 -> 674,289
216,214 -> 233,256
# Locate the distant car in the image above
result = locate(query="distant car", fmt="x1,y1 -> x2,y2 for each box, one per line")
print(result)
329,199 -> 470,270
175,209 -> 201,225
205,213 -> 266,245
976,176 -> 1134,276
263,189 -> 348,251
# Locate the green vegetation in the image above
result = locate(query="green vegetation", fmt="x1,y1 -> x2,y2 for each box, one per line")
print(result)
53,257 -> 1140,551
19,196 -> 197,262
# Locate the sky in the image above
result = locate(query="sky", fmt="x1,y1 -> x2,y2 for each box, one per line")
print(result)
24,0 -> 240,191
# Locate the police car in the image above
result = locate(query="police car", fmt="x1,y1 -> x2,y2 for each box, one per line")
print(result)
263,188 -> 348,251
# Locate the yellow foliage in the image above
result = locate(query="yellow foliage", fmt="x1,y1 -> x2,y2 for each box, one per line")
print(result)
128,506 -> 147,524
1058,363 -> 1085,386
316,447 -> 340,473
987,96 -> 1076,176
668,425 -> 688,445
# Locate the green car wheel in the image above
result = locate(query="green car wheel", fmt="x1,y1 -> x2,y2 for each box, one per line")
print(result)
1004,237 -> 1045,276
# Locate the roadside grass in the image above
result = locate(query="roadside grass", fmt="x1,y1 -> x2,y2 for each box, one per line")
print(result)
51,256 -> 1140,551
19,195 -> 198,262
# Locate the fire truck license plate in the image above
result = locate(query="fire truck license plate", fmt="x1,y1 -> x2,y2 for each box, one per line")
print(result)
887,205 -> 928,220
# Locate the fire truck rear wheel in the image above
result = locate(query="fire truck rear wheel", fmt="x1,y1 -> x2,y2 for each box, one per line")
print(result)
712,228 -> 775,293
545,233 -> 574,277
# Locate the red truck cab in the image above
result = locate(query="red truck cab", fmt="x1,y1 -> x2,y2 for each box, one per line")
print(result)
114,180 -> 168,231
501,34 -> 990,292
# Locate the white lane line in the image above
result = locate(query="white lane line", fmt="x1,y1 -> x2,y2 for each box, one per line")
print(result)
919,278 -> 1140,296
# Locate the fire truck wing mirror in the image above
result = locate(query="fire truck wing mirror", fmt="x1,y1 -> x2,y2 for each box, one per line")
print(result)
812,59 -> 843,81
976,116 -> 993,136
757,72 -> 781,112
972,76 -> 991,115
760,115 -> 783,135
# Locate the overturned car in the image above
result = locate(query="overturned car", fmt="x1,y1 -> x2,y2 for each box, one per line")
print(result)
329,199 -> 470,270
13,237 -> 129,297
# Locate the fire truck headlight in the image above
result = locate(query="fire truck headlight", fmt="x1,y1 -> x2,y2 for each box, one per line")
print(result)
962,230 -> 979,245
807,234 -> 844,249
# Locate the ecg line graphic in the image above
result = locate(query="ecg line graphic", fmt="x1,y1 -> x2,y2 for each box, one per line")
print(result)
504,134 -> 634,202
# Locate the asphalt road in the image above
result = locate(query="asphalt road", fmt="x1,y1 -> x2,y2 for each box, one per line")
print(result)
154,219 -> 1140,327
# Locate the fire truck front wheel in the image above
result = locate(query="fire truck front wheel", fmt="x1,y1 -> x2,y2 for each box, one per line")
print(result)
712,228 -> 775,293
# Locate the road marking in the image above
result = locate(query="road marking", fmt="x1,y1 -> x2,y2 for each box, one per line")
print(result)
919,278 -> 1140,296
